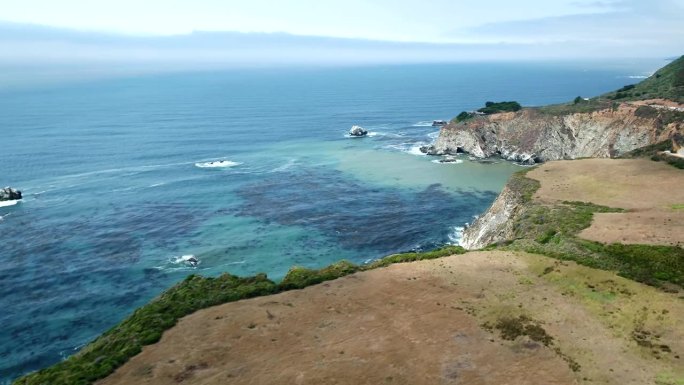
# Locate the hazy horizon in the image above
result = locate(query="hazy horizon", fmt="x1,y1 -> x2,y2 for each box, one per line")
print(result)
1,0 -> 682,87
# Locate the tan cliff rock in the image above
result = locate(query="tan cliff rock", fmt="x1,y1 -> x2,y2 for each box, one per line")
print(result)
459,182 -> 525,249
428,103 -> 683,164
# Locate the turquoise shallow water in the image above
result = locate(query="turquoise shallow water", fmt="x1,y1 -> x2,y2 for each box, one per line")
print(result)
0,61 -> 661,383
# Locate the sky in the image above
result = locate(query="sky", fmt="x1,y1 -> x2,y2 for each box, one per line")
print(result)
0,0 -> 682,78
1,0 -> 683,44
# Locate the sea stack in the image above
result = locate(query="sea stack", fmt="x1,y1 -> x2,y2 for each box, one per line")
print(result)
0,187 -> 22,201
349,125 -> 368,137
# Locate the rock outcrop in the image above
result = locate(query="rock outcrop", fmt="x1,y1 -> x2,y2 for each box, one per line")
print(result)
459,174 -> 536,249
349,125 -> 368,137
673,133 -> 684,155
427,103 -> 683,163
0,187 -> 22,201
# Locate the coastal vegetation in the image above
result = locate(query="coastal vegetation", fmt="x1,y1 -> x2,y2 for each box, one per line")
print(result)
487,170 -> 684,288
605,55 -> 684,103
477,101 -> 522,114
452,101 -> 522,123
453,111 -> 474,122
449,56 -> 684,124
541,55 -> 684,114
14,245 -> 465,385
620,139 -> 684,169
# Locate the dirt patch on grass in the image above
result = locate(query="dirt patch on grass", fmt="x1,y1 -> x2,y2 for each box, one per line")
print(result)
526,158 -> 684,245
98,251 -> 684,385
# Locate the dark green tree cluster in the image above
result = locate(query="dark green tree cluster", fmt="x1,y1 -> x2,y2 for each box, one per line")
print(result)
454,111 -> 474,122
477,101 -> 522,114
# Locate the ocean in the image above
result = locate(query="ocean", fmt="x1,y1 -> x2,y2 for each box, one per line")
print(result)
0,60 -> 661,383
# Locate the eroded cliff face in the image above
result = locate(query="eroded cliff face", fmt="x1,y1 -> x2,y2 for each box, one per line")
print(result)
430,103 -> 683,164
459,183 -> 521,249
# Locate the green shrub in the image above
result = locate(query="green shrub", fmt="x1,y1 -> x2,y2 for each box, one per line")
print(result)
454,111 -> 474,122
279,260 -> 359,290
365,245 -> 466,269
477,101 -> 522,114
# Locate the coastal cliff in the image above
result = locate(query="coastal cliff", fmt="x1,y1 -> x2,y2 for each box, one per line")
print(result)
459,172 -> 537,249
428,103 -> 683,164
427,55 -> 684,164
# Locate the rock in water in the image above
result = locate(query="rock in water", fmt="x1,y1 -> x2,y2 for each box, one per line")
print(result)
349,125 -> 368,137
0,187 -> 22,201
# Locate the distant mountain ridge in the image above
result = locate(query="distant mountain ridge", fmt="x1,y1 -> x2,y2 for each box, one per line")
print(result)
0,21 -> 680,67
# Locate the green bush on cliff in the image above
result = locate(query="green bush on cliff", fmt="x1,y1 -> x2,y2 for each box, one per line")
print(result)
365,245 -> 466,269
477,101 -> 522,114
604,55 -> 684,102
507,168 -> 540,203
454,111 -> 475,122
278,245 -> 466,290
279,260 -> 359,290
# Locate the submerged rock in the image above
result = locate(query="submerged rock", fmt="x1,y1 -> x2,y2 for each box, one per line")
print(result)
0,187 -> 22,201
349,125 -> 368,137
438,155 -> 461,163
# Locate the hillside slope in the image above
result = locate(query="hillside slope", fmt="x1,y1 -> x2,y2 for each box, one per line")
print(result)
97,251 -> 684,385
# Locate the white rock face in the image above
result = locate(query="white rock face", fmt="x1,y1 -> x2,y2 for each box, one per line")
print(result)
349,125 -> 368,137
460,184 -> 521,249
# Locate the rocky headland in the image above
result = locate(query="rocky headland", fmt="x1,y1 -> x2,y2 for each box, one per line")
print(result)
423,102 -> 681,164
422,56 -> 684,164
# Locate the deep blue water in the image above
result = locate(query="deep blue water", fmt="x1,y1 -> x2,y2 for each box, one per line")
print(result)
0,60 -> 662,383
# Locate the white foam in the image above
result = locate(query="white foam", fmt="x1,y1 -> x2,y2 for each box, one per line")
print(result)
431,159 -> 463,164
427,130 -> 440,139
52,160 -> 199,181
413,121 -> 434,127
407,144 -> 427,156
149,182 -> 166,188
170,254 -> 200,267
0,200 -> 20,208
448,226 -> 465,245
346,132 -> 373,138
627,75 -> 648,79
271,158 -> 297,173
384,142 -> 427,156
370,131 -> 405,138
195,160 -> 241,169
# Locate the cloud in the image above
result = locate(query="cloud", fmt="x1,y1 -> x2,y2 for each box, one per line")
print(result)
446,0 -> 684,54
